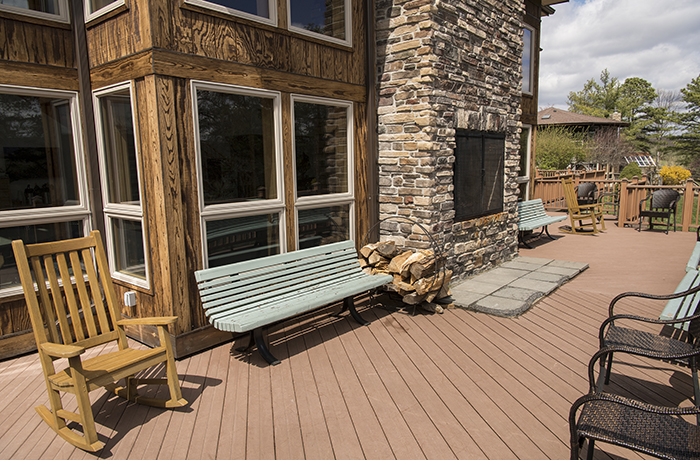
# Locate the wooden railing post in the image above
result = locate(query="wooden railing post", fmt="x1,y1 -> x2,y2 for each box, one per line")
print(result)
617,179 -> 628,227
682,180 -> 694,232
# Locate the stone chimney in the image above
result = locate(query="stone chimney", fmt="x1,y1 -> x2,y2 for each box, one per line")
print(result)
610,111 -> 622,121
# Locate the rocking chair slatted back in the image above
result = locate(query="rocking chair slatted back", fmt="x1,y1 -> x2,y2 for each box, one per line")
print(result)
18,234 -> 125,352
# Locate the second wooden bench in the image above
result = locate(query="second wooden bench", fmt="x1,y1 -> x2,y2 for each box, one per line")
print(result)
195,240 -> 393,365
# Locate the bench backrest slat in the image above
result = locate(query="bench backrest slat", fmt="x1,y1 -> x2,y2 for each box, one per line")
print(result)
196,240 -> 370,319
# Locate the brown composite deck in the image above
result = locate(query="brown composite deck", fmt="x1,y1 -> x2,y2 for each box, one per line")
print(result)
1,218 -> 697,460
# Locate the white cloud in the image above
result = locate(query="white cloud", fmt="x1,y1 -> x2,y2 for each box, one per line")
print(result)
538,0 -> 700,109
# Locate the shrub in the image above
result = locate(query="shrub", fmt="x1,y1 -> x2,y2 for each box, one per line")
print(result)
619,163 -> 642,180
535,126 -> 587,170
658,165 -> 691,185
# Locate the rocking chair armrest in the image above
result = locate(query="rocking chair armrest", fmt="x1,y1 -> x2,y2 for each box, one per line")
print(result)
117,316 -> 178,327
41,342 -> 85,359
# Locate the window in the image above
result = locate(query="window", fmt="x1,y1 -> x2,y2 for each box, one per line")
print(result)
193,82 -> 285,268
518,125 -> 531,201
0,0 -> 69,22
94,83 -> 148,287
453,130 -> 504,221
288,0 -> 350,46
0,86 -> 90,294
522,26 -> 535,95
293,96 -> 353,249
84,0 -> 124,22
184,0 -> 276,26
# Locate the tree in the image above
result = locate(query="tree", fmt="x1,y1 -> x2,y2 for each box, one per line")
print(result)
674,75 -> 700,165
535,126 -> 587,170
567,69 -> 620,118
586,128 -> 635,172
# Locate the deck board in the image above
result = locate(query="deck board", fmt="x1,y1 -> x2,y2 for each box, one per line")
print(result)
1,223 -> 697,459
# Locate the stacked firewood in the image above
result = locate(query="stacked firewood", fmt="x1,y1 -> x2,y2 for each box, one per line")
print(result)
359,241 -> 452,313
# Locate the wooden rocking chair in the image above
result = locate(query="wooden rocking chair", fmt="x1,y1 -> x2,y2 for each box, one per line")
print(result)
561,177 -> 606,234
11,231 -> 187,452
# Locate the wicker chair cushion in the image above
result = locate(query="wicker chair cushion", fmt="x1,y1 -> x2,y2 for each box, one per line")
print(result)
578,399 -> 700,460
604,325 -> 695,362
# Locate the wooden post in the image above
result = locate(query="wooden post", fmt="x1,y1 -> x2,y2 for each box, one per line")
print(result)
617,179 -> 628,228
683,180 -> 694,232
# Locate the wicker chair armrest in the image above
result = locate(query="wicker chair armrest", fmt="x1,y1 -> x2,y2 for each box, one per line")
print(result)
598,312 -> 700,344
639,194 -> 652,207
608,282 -> 700,316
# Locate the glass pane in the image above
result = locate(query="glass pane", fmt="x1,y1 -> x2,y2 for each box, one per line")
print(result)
206,214 -> 279,267
295,102 -> 348,197
0,93 -> 80,212
483,137 -> 504,213
1,0 -> 59,14
298,205 -> 349,249
111,218 -> 146,279
89,0 -> 117,13
522,28 -> 532,93
98,93 -> 140,205
290,0 -> 345,40
197,90 -> 278,206
0,221 -> 84,290
197,0 -> 269,19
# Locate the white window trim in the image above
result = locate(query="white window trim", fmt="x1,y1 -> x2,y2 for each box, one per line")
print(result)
291,95 -> 354,249
191,80 -> 286,268
93,81 -> 150,289
84,0 -> 125,23
0,0 -> 69,23
287,0 -> 351,47
522,24 -> 535,96
0,84 -> 91,227
183,0 -> 277,27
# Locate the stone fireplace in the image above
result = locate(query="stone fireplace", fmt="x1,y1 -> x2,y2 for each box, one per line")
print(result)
375,0 -> 524,281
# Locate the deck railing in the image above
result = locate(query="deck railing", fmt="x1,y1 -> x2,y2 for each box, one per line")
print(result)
532,172 -> 700,231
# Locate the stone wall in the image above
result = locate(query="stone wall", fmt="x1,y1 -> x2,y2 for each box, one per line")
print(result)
375,0 -> 523,280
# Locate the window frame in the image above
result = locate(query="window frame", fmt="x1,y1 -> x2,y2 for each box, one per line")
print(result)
287,0 -> 352,47
0,0 -> 69,23
522,24 -> 535,96
291,94 -> 355,248
84,0 -> 125,23
183,0 -> 277,27
93,81 -> 150,289
191,80 -> 287,268
0,84 -> 91,297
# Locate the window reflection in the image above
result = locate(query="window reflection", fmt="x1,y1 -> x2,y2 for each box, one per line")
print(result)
298,205 -> 349,249
290,0 -> 345,40
1,0 -> 59,13
206,214 -> 280,267
198,90 -> 278,206
0,94 -> 80,212
294,101 -> 348,197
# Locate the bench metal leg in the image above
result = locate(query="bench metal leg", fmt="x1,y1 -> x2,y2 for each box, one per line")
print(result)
336,296 -> 370,326
235,331 -> 255,353
253,327 -> 280,366
544,225 -> 557,241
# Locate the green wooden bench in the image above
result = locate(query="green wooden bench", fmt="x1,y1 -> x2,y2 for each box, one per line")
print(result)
195,240 -> 393,365
517,199 -> 567,248
660,227 -> 700,330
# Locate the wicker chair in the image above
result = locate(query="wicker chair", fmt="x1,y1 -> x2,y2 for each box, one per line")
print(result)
570,347 -> 700,460
575,182 -> 598,206
638,189 -> 680,233
598,285 -> 700,415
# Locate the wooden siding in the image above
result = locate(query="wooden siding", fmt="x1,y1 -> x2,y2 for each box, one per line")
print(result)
86,0 -> 366,88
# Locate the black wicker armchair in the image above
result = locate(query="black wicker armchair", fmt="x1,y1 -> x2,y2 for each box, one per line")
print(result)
598,284 -> 700,413
570,347 -> 700,460
575,182 -> 598,206
638,189 -> 680,233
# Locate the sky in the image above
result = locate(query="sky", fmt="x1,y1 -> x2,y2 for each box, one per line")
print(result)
538,0 -> 700,110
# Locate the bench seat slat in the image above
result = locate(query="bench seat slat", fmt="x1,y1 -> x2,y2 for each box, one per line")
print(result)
210,272 -> 392,332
